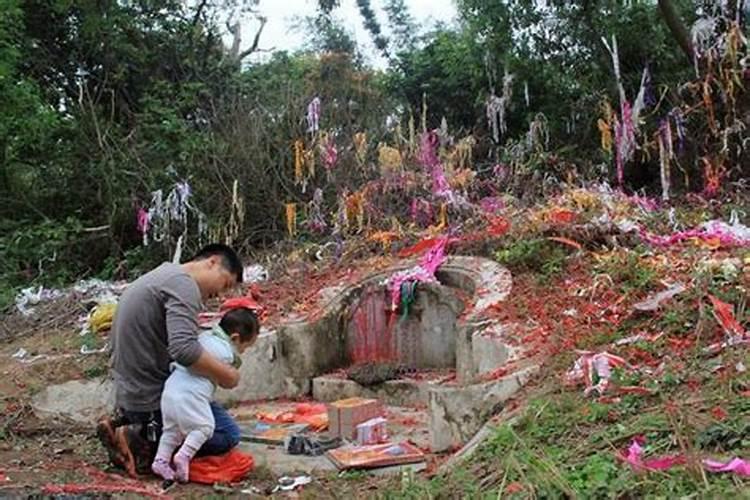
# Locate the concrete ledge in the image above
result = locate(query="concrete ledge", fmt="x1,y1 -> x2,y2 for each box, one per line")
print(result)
312,375 -> 430,407
428,364 -> 539,452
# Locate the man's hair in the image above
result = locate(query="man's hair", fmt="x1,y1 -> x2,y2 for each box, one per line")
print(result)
220,307 -> 260,342
190,243 -> 243,284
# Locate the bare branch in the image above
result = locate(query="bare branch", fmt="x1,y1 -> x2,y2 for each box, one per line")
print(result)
192,0 -> 209,28
238,16 -> 268,60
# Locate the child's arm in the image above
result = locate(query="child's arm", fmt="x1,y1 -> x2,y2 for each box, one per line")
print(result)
199,335 -> 238,369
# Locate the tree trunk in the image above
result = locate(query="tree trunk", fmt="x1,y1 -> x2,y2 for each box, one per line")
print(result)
658,0 -> 694,62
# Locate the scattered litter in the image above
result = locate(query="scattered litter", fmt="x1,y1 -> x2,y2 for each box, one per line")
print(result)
10,348 -> 49,364
286,433 -> 341,456
12,348 -> 28,359
704,295 -> 749,353
620,437 -> 686,471
80,343 -> 109,355
89,303 -> 117,333
273,475 -> 312,493
241,486 -> 262,495
632,283 -> 686,312
614,332 -> 664,346
736,362 -> 746,373
703,457 -> 750,477
15,279 -> 126,317
15,286 -> 64,316
563,308 -> 577,317
546,236 -> 583,250
73,278 -> 127,303
243,264 -> 269,284
565,351 -> 630,396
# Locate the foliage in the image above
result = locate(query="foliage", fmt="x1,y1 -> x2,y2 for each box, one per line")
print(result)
495,238 -> 569,280
1,0 -> 748,296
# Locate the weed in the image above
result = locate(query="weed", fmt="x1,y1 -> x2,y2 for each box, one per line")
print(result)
594,250 -> 657,294
495,238 -> 568,280
83,364 -> 107,379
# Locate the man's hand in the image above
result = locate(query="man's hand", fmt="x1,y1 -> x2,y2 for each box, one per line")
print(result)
189,350 -> 240,389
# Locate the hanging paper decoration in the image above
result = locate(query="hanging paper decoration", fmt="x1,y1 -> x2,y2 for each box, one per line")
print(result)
407,114 -> 416,156
418,131 -> 452,200
319,133 -> 338,174
598,119 -> 613,153
702,156 -> 723,197
285,203 -> 297,237
410,198 -> 433,227
631,67 -> 652,125
345,191 -> 365,232
669,108 -> 687,154
524,81 -> 530,107
526,113 -> 549,151
614,101 -> 636,186
140,180 -> 206,247
353,132 -> 367,166
493,163 -> 509,184
306,96 -> 321,135
167,181 -> 191,227
450,136 -> 475,170
658,118 -> 674,201
597,101 -> 614,153
378,144 -> 402,175
226,179 -> 245,244
293,139 -> 305,188
486,72 -> 514,143
136,207 -> 150,245
304,147 -> 315,180
386,238 -> 448,312
702,77 -> 718,133
438,203 -> 448,228
306,188 -> 327,233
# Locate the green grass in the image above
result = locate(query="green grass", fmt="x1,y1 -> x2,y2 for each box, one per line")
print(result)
379,362 -> 749,499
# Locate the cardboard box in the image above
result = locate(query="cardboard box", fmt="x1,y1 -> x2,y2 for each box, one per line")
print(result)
356,417 -> 388,445
327,397 -> 383,440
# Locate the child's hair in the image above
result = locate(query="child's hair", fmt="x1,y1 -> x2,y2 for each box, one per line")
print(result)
219,307 -> 260,342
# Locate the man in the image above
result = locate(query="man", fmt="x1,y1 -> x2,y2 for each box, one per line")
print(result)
98,243 -> 244,476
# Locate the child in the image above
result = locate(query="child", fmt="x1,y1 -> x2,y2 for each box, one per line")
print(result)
151,307 -> 260,482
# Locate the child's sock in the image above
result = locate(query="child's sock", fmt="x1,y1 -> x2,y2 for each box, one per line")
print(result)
173,429 -> 210,483
173,444 -> 198,483
151,429 -> 180,480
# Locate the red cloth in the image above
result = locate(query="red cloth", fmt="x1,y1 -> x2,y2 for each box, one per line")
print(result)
189,449 -> 254,484
220,296 -> 263,314
256,403 -> 329,431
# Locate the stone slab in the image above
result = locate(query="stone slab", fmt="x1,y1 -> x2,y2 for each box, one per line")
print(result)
312,375 -> 429,407
240,441 -> 337,475
428,364 -> 539,452
31,378 -> 113,423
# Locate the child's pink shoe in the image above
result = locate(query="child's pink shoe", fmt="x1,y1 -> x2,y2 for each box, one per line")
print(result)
151,457 -> 175,481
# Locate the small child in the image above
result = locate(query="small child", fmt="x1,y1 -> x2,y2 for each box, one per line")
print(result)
151,307 -> 260,482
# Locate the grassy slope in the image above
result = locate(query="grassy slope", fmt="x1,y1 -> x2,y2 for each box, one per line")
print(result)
378,194 -> 749,499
